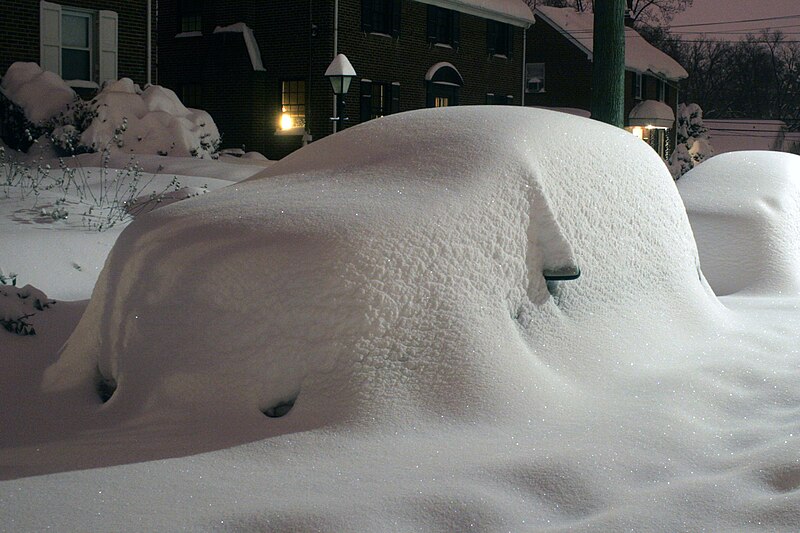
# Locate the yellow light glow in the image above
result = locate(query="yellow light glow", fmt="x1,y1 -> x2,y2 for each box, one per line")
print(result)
280,113 -> 293,130
631,126 -> 644,139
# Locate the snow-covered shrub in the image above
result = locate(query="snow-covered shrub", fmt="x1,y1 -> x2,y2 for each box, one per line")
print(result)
0,62 -> 77,152
668,103 -> 714,179
0,283 -> 55,336
1,62 -> 221,159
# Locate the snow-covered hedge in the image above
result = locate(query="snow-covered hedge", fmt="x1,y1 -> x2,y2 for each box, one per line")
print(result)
0,62 -> 220,159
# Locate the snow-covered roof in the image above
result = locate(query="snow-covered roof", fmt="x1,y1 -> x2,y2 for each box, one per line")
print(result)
705,119 -> 800,154
213,23 -> 266,72
535,6 -> 688,80
628,99 -> 675,129
416,0 -> 534,27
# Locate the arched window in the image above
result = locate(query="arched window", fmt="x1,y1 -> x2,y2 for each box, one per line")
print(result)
425,62 -> 463,108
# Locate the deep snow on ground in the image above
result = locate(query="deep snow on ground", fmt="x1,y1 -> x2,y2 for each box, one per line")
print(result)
2,108 -> 800,531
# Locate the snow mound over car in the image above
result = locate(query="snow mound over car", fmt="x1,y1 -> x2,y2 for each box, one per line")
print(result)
678,150 -> 800,296
44,106 -> 716,428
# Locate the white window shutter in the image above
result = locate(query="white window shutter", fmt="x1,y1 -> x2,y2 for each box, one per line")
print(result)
98,10 -> 118,83
40,1 -> 62,75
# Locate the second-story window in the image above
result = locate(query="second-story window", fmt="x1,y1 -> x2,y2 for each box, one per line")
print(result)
179,0 -> 202,33
427,5 -> 459,47
658,79 -> 666,102
487,20 -> 512,57
362,0 -> 401,37
633,72 -> 643,100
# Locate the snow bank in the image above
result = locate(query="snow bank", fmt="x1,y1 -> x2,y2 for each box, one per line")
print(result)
11,109 -> 800,530
44,105 -> 714,426
0,62 -> 75,123
78,79 -> 220,158
678,150 -> 800,296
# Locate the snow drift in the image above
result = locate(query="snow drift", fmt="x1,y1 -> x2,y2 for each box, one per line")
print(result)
679,150 -> 800,296
8,108 -> 800,530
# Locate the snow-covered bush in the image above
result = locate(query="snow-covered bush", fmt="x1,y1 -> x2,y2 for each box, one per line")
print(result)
0,283 -> 55,336
0,62 -> 221,159
668,103 -> 714,179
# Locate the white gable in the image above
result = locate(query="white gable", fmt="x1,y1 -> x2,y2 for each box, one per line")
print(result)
535,6 -> 688,80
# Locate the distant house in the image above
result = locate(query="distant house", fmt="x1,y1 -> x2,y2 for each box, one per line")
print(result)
705,120 -> 800,155
0,0 -> 156,91
524,6 -> 688,159
157,0 -> 534,159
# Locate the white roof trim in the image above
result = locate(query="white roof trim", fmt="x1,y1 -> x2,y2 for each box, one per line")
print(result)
425,62 -> 464,84
415,0 -> 534,27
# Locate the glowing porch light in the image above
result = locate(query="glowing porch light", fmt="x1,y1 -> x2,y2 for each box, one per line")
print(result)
631,126 -> 644,139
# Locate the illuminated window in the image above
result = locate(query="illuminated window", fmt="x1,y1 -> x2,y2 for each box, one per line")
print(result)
280,80 -> 306,130
434,96 -> 449,107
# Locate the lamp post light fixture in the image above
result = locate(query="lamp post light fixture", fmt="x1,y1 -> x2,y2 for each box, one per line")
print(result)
325,53 -> 356,133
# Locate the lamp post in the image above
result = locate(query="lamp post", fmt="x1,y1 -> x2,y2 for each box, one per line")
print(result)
325,54 -> 356,133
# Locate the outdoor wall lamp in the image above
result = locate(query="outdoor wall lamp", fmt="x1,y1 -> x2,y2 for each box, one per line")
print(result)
325,53 -> 356,132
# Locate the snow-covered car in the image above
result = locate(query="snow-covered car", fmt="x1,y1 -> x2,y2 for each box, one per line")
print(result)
678,150 -> 800,296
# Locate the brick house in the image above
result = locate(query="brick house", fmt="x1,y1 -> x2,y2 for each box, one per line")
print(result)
157,0 -> 535,160
524,6 -> 688,159
0,0 -> 156,90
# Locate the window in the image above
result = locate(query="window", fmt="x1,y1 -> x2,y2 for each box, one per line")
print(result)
279,80 -> 306,131
40,1 -> 117,85
179,0 -> 202,33
61,10 -> 91,81
361,0 -> 400,36
658,79 -> 666,102
427,5 -> 459,47
633,72 -> 643,100
487,20 -> 512,57
525,63 -> 545,93
434,96 -> 449,107
360,81 -> 399,122
486,93 -> 513,105
180,83 -> 202,109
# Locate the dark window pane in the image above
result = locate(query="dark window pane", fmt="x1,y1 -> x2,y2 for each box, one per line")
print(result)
62,49 -> 90,80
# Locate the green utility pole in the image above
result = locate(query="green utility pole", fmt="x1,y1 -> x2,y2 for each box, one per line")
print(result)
591,0 -> 626,127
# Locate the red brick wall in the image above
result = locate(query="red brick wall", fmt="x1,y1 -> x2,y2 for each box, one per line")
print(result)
159,0 -> 528,159
0,0 -> 155,86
